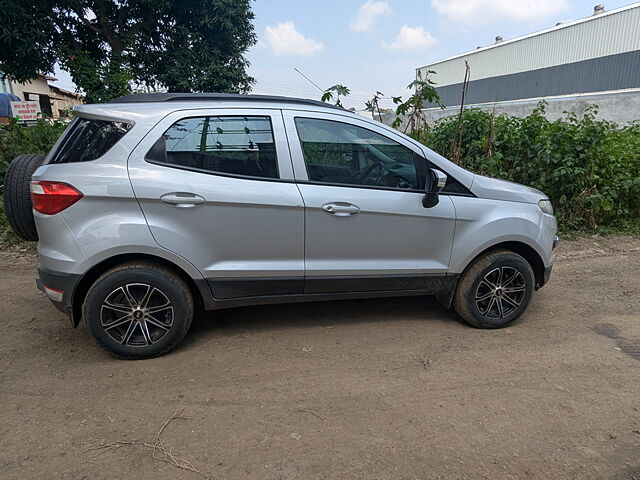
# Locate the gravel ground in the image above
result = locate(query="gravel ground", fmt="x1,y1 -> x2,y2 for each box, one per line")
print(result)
1,235 -> 639,480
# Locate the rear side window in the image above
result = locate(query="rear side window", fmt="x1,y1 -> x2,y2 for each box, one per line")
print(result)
50,118 -> 131,164
146,116 -> 279,179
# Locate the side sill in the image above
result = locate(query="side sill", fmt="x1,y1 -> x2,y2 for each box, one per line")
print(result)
204,274 -> 460,310
205,289 -> 433,310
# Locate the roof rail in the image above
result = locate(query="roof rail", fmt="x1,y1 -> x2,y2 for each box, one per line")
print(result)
107,92 -> 345,110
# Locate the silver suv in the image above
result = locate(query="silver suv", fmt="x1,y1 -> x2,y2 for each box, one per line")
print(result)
4,93 -> 558,359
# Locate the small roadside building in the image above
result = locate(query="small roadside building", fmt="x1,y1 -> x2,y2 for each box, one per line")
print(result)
0,72 -> 83,118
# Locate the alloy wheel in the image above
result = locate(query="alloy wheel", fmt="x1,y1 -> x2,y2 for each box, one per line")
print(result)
100,283 -> 174,347
475,266 -> 526,319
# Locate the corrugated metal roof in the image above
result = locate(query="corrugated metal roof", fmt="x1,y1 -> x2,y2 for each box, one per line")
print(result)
418,2 -> 640,87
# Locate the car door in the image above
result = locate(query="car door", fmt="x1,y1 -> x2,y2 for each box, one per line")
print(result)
128,108 -> 305,299
282,110 -> 456,294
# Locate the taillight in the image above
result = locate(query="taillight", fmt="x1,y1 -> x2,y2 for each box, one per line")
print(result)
30,181 -> 84,215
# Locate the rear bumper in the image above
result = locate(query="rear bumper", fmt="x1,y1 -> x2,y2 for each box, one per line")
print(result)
36,267 -> 81,324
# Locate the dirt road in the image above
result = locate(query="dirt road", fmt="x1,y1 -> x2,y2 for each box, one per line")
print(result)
1,236 -> 639,480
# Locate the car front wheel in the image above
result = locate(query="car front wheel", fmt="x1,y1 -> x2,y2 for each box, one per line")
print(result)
453,249 -> 535,328
83,263 -> 193,359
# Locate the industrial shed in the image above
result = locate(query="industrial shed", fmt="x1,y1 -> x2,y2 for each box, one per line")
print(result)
417,3 -> 640,108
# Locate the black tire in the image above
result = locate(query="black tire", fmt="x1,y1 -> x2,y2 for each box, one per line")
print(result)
453,249 -> 535,329
3,153 -> 45,241
83,263 -> 193,359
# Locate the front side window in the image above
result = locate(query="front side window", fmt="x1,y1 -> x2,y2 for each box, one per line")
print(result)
147,116 -> 279,179
50,118 -> 131,164
294,117 -> 423,190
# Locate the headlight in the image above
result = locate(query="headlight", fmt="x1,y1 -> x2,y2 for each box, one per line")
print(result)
538,199 -> 554,215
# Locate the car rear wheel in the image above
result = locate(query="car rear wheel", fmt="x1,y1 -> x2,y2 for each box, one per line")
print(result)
3,153 -> 45,241
83,263 -> 193,359
453,249 -> 535,328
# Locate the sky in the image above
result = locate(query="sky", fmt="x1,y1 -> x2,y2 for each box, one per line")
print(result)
53,0 -> 635,110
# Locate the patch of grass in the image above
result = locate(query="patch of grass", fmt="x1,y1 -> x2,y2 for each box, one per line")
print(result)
593,219 -> 640,237
557,219 -> 640,240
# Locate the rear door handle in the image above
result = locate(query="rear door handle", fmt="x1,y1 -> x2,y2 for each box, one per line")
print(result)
322,202 -> 360,216
160,192 -> 206,207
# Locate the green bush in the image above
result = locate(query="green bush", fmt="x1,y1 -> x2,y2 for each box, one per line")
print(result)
0,118 -> 69,186
413,103 -> 640,231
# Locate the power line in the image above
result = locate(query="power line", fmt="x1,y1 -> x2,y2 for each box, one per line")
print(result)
254,80 -> 378,102
253,83 -> 374,102
252,79 -> 403,110
255,81 -> 322,95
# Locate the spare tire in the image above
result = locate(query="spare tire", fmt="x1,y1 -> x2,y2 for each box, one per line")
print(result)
3,153 -> 46,241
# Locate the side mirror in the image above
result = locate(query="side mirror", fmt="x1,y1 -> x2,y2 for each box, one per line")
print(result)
422,169 -> 447,208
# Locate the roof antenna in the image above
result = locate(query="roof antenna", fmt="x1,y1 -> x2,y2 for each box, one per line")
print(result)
293,67 -> 324,92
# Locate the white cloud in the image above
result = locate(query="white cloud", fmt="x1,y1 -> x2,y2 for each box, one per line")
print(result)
350,0 -> 392,32
262,22 -> 324,56
431,0 -> 569,26
382,26 -> 438,51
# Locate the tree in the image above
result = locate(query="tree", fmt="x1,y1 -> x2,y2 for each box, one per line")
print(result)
364,91 -> 384,120
391,70 -> 444,133
321,84 -> 350,108
0,0 -> 59,82
0,0 -> 256,103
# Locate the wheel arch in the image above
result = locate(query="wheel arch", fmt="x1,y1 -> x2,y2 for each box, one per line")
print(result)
438,240 -> 545,311
70,253 -> 212,327
463,241 -> 546,287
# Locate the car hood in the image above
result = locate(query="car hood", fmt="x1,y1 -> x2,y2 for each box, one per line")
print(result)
470,174 -> 547,204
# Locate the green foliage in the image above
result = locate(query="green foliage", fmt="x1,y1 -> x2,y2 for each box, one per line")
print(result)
321,85 -> 351,107
392,70 -> 444,132
0,0 -> 256,103
0,0 -> 58,82
365,91 -> 384,118
414,103 -> 640,231
146,0 -> 257,95
0,118 -> 68,186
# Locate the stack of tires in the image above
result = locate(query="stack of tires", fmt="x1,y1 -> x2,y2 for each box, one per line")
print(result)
3,154 -> 46,241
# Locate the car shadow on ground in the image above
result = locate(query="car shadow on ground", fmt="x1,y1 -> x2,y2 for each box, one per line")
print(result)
184,295 -> 462,343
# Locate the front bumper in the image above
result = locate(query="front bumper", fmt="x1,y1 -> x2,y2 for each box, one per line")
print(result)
36,267 -> 81,324
536,233 -> 558,289
536,235 -> 558,289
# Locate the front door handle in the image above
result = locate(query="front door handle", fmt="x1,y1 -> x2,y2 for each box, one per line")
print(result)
160,192 -> 206,207
322,202 -> 360,216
